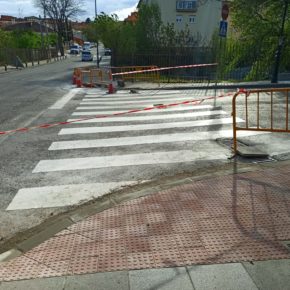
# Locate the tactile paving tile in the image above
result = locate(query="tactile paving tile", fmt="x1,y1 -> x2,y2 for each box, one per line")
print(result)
2,165 -> 290,281
1,256 -> 41,281
71,241 -> 99,259
97,253 -> 127,272
152,249 -> 184,267
98,238 -> 126,255
69,256 -> 98,275
127,252 -> 155,269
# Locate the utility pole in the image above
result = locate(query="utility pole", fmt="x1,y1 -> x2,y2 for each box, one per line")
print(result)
271,0 -> 289,83
95,0 -> 100,68
39,15 -> 44,48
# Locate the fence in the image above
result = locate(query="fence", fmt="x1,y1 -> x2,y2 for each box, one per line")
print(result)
112,48 -> 216,83
111,41 -> 282,83
232,88 -> 290,154
111,66 -> 160,84
73,67 -> 112,88
72,65 -> 161,89
0,48 -> 61,70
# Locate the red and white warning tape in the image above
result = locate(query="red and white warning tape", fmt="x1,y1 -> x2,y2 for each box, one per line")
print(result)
111,63 -> 218,76
0,91 -> 234,136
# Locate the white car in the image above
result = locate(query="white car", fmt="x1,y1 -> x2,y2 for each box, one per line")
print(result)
70,45 -> 80,54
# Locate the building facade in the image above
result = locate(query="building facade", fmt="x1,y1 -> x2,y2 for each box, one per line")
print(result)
138,0 -> 223,46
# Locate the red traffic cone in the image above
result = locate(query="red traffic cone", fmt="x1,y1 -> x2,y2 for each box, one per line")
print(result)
76,78 -> 82,88
72,74 -> 77,85
108,83 -> 114,94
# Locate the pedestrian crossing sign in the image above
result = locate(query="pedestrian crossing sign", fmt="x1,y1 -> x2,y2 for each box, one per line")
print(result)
219,20 -> 228,37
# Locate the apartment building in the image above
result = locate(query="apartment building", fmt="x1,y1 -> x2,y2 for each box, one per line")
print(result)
137,0 -> 223,45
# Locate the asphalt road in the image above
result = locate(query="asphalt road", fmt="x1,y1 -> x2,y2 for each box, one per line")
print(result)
0,52 -> 100,246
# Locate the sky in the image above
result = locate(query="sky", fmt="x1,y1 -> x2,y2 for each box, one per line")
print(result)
0,0 -> 138,21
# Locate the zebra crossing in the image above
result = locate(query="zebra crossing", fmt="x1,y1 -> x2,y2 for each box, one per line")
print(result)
6,88 -> 263,211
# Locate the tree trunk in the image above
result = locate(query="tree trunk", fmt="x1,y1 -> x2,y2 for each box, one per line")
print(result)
57,32 -> 64,56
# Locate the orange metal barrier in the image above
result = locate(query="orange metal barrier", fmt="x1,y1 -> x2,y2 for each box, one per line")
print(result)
232,88 -> 290,154
111,65 -> 160,85
73,66 -> 112,88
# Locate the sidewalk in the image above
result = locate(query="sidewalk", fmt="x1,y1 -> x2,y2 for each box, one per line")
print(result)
1,160 -> 290,289
0,55 -> 67,74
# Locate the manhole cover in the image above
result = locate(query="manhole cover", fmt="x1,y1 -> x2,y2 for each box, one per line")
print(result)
216,138 -> 274,164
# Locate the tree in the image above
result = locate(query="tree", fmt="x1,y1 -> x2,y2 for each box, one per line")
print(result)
0,29 -> 13,48
231,0 -> 290,78
34,0 -> 84,55
135,2 -> 162,51
85,13 -> 137,56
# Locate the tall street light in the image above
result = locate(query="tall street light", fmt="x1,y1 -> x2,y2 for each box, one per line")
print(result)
95,0 -> 100,67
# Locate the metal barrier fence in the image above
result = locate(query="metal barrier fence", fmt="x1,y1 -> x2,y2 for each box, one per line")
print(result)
73,66 -> 112,88
232,88 -> 290,154
72,65 -> 159,89
111,66 -> 160,85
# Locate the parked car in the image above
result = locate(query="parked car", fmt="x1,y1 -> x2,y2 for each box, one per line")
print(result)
70,45 -> 80,54
81,50 -> 93,61
104,48 -> 111,56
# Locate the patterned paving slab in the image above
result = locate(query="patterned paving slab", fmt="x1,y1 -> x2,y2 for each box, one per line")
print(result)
1,165 -> 290,281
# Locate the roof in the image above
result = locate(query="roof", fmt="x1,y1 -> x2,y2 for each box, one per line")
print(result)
4,22 -> 54,33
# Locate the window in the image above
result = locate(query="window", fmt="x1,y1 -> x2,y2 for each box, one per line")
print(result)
176,1 -> 197,12
176,15 -> 183,23
189,16 -> 195,23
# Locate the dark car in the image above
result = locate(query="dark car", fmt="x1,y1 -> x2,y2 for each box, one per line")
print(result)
104,48 -> 111,56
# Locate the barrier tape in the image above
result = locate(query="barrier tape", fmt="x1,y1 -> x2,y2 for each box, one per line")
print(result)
111,63 -> 218,76
0,91 -> 234,136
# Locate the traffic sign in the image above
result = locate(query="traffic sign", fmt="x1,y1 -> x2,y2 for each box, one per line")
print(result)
219,20 -> 228,37
222,3 -> 229,20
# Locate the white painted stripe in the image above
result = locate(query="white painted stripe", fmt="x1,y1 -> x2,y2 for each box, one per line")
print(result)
84,93 -> 192,101
85,90 -> 183,97
59,117 -> 244,135
75,105 -> 213,113
33,150 -> 230,173
80,102 -> 190,108
70,110 -> 227,120
81,97 -> 194,104
49,129 -> 265,151
6,181 -> 147,210
50,89 -> 81,109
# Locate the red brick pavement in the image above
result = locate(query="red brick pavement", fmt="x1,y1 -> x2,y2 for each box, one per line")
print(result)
1,165 -> 290,281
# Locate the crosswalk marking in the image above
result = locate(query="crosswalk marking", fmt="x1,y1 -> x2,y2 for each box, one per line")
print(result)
58,117 -> 244,135
80,98 -> 197,105
85,90 -> 183,96
75,105 -> 214,112
49,129 -> 264,150
83,95 -> 197,101
70,110 -> 227,120
8,88 -> 261,211
7,181 -> 146,210
50,88 -> 81,109
80,102 -> 194,107
32,150 -> 230,173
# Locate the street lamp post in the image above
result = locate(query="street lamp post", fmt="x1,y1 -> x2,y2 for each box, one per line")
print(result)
271,0 -> 289,83
95,0 -> 100,68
